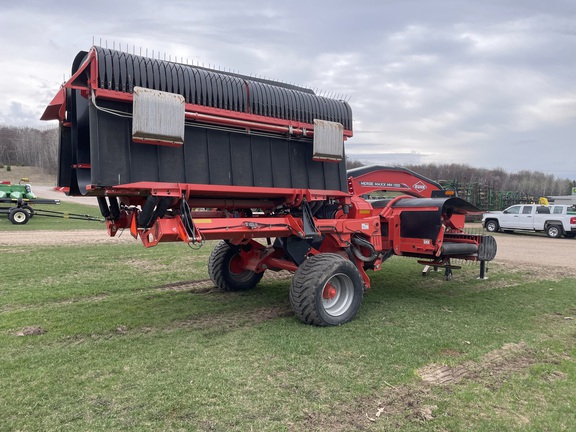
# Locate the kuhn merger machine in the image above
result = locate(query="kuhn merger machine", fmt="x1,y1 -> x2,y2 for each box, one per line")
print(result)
42,47 -> 496,326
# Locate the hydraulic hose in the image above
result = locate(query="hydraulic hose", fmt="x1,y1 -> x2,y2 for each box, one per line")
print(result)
350,236 -> 379,262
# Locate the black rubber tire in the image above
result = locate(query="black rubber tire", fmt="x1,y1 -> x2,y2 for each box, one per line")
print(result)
485,220 -> 499,233
21,204 -> 34,218
208,241 -> 264,291
8,208 -> 30,225
290,253 -> 364,326
546,224 -> 563,238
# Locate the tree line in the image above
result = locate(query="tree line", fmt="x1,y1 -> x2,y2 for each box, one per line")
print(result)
347,158 -> 573,196
403,162 -> 573,197
0,125 -> 59,173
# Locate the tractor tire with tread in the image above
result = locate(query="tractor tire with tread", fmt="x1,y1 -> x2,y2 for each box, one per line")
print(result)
208,240 -> 264,291
290,253 -> 364,326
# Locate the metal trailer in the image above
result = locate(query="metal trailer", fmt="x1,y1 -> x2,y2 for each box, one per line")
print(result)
0,180 -> 60,224
0,198 -> 104,225
41,46 -> 497,326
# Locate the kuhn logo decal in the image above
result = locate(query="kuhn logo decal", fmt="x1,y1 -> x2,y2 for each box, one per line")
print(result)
413,181 -> 427,192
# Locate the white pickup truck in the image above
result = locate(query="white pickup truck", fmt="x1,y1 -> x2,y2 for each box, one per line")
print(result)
482,204 -> 576,238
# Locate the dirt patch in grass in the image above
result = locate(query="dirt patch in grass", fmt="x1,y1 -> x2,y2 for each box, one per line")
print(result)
123,258 -> 171,273
418,342 -> 532,385
14,326 -> 47,336
156,279 -> 217,293
155,271 -> 292,293
0,230 -> 134,246
3,293 -> 110,315
292,340 -> 570,431
174,305 -> 294,334
497,260 -> 576,280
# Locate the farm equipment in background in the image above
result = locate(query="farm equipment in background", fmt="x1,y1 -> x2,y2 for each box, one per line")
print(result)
0,178 -> 102,225
42,46 -> 497,326
0,178 -> 60,225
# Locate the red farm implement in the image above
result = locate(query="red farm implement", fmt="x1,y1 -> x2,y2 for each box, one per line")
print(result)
42,46 -> 497,326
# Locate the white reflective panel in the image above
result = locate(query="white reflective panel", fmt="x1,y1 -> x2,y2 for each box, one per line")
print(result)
313,119 -> 344,162
132,86 -> 185,146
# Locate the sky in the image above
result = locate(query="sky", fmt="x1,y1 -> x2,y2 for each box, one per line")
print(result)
1,0 -> 575,180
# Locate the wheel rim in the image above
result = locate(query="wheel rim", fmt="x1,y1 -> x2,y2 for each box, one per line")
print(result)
228,255 -> 254,283
13,211 -> 27,223
549,227 -> 559,237
321,273 -> 354,317
487,222 -> 496,232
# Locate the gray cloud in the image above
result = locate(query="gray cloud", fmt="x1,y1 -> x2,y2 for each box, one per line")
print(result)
0,0 -> 574,179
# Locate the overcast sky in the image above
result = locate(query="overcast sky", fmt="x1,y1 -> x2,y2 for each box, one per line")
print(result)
1,0 -> 575,179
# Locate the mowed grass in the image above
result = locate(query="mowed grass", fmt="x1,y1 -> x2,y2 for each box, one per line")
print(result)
1,237 -> 575,431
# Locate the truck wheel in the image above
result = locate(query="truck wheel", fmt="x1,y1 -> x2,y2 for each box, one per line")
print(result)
8,208 -> 30,225
290,253 -> 364,326
546,224 -> 563,238
485,220 -> 499,233
208,241 -> 264,291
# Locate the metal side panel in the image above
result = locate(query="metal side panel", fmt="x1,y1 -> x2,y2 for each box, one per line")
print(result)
324,160 -> 346,191
306,149 -> 326,190
270,139 -> 292,188
132,87 -> 185,145
251,136 -> 274,187
129,143 -> 159,183
313,119 -> 344,162
399,210 -> 442,240
207,130 -> 233,185
73,91 -> 91,165
230,134 -> 254,186
288,141 -> 310,188
89,102 -> 132,186
77,98 -> 349,192
183,127 -> 210,184
57,125 -> 73,189
157,143 -> 186,183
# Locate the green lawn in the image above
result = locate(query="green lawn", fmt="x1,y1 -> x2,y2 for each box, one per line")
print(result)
1,238 -> 575,431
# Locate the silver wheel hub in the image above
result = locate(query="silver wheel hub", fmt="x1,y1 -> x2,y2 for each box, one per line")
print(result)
321,273 -> 354,317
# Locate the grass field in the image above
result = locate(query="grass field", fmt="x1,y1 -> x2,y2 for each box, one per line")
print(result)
1,214 -> 575,431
